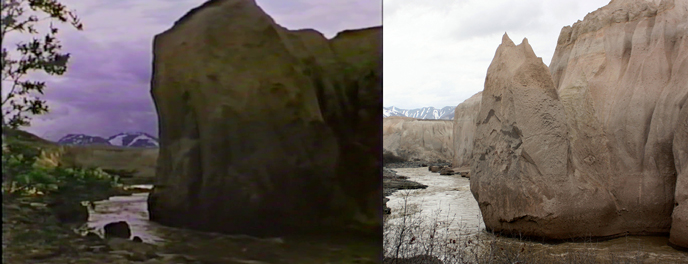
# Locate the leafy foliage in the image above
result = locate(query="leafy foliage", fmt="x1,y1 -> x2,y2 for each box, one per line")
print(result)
1,0 -> 83,128
1,140 -> 119,197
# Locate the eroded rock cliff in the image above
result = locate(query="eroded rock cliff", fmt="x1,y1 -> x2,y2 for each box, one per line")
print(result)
550,0 -> 687,245
382,116 -> 454,162
383,117 -> 454,163
147,0 -> 381,236
471,34 -> 575,238
472,0 -> 687,244
452,92 -> 481,169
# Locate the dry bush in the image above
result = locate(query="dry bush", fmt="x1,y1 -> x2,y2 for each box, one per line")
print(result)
383,191 -> 652,264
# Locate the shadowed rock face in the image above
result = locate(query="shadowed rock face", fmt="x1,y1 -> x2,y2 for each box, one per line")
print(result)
472,0 -> 687,245
451,92 -> 481,169
383,117 -> 453,163
147,0 -> 381,236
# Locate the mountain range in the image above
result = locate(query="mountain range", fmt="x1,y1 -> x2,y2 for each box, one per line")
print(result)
383,106 -> 455,120
57,132 -> 159,148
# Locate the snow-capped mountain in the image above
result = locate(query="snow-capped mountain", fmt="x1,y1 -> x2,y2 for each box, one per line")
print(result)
108,132 -> 159,148
57,134 -> 110,145
57,132 -> 158,148
383,106 -> 455,120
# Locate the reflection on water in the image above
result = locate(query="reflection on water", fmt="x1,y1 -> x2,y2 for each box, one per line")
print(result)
85,185 -> 380,264
386,168 -> 688,263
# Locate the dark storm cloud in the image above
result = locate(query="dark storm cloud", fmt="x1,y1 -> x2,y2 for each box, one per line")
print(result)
15,0 -> 380,141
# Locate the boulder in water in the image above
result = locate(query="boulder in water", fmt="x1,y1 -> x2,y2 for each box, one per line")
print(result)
104,221 -> 131,239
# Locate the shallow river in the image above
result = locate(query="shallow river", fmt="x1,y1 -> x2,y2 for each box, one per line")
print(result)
386,168 -> 688,263
84,185 -> 380,264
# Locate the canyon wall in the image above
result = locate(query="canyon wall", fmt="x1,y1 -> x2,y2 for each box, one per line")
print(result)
471,0 -> 687,245
383,117 -> 454,163
452,92 -> 482,169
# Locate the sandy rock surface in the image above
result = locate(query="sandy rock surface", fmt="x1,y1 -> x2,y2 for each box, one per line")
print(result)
383,117 -> 454,163
452,92 -> 482,168
471,0 -> 688,244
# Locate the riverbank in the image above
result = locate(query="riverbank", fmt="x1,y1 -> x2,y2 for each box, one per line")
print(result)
1,187 -> 169,264
383,167 -> 427,215
383,167 -> 688,264
382,160 -> 453,215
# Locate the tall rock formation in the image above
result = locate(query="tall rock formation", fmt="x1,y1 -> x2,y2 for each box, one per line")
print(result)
383,117 -> 453,163
550,0 -> 687,246
147,0 -> 381,236
471,34 -> 575,238
472,0 -> 687,245
452,92 -> 482,169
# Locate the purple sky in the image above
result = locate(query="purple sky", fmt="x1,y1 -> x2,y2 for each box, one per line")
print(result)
3,0 -> 381,141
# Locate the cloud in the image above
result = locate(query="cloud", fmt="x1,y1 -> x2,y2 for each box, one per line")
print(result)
383,0 -> 611,109
2,0 -> 381,141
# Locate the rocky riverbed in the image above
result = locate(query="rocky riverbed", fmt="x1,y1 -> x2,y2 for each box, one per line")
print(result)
3,184 -> 381,264
383,168 -> 427,214
383,161 -> 451,215
1,189 -> 167,264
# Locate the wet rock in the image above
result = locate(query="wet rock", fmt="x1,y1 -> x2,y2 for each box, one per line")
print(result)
107,237 -> 159,261
439,167 -> 454,175
429,166 -> 441,173
27,247 -> 62,260
383,197 -> 391,215
47,198 -> 88,224
85,231 -> 102,241
383,168 -> 398,178
104,221 -> 131,239
132,236 -> 143,243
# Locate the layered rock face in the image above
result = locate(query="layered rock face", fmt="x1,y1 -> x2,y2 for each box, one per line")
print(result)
148,0 -> 381,236
383,117 -> 454,163
550,0 -> 688,245
472,0 -> 687,244
452,92 -> 481,169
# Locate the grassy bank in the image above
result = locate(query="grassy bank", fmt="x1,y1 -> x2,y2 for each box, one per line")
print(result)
1,129 -> 150,263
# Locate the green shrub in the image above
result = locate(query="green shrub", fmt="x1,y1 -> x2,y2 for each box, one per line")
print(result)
1,141 -> 119,197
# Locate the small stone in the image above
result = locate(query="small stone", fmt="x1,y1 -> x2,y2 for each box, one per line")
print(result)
28,248 -> 61,260
127,252 -> 149,262
85,231 -> 102,241
29,202 -> 47,208
48,199 -> 89,223
104,221 -> 131,239
132,236 -> 143,243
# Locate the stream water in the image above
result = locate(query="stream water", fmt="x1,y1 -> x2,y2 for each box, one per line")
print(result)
385,168 -> 688,263
84,185 -> 380,264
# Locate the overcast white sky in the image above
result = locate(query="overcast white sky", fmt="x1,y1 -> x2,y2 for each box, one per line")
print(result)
383,0 -> 611,109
